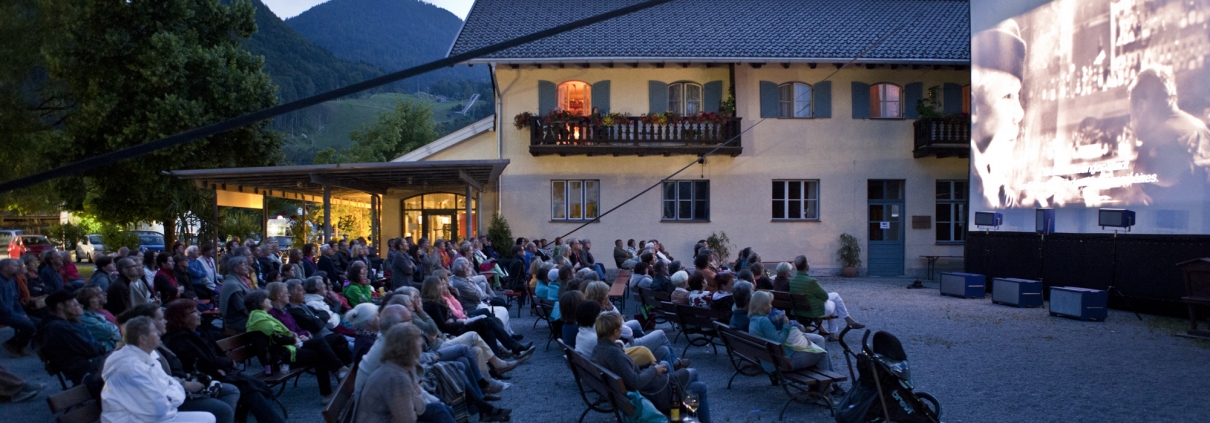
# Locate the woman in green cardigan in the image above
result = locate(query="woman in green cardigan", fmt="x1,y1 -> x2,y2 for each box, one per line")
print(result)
343,261 -> 373,307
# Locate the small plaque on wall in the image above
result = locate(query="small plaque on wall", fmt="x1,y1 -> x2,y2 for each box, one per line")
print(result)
912,215 -> 931,229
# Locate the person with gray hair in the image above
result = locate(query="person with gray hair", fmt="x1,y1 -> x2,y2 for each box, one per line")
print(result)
301,276 -> 339,330
354,304 -> 409,396
670,270 -> 690,305
448,257 -> 514,334
219,255 -> 253,334
102,316 -> 217,423
773,261 -> 793,292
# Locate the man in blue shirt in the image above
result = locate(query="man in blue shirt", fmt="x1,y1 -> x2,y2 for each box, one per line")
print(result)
0,258 -> 36,357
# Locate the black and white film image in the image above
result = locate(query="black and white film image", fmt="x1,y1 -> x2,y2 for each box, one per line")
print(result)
971,0 -> 1210,233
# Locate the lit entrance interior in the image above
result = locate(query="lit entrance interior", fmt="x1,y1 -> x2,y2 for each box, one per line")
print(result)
402,193 -> 477,243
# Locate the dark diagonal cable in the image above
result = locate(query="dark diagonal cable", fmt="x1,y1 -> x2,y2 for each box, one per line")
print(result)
557,118 -> 766,239
0,0 -> 676,194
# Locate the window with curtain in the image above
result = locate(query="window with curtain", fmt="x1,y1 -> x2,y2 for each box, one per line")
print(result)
869,83 -> 902,118
552,180 -> 600,221
778,83 -> 812,118
668,82 -> 703,115
772,180 -> 820,220
662,180 -> 709,221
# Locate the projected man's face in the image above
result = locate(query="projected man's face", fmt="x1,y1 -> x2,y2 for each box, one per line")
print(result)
972,67 -> 1024,153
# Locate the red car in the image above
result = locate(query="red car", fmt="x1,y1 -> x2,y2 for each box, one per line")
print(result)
8,235 -> 55,259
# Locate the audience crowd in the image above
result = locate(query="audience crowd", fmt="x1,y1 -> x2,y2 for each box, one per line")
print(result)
0,234 -> 869,423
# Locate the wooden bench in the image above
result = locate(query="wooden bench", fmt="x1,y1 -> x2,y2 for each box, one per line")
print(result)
557,339 -> 635,423
772,291 -> 834,335
608,270 -> 631,311
46,385 -> 99,423
36,347 -> 70,390
634,287 -> 672,327
322,361 -> 359,423
715,322 -> 847,420
216,332 -> 311,416
666,302 -> 726,357
534,297 -> 560,351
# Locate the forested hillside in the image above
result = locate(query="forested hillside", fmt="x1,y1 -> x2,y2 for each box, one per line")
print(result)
286,0 -> 488,86
239,0 -> 384,102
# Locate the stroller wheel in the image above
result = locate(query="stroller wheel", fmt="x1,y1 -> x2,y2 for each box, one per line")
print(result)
915,391 -> 941,420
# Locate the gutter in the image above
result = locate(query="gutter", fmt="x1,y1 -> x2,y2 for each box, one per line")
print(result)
457,56 -> 970,66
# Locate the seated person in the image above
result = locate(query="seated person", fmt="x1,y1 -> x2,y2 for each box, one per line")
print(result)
118,304 -> 240,423
1,258 -> 37,357
244,289 -> 348,397
76,286 -> 121,350
592,313 -> 711,423
686,271 -> 712,308
162,299 -> 285,423
709,273 -> 736,321
421,276 -> 533,359
342,261 -> 374,307
393,288 -> 525,382
582,281 -> 677,366
101,316 -> 216,423
647,261 -> 672,293
559,290 -> 583,347
448,258 -> 512,330
573,300 -> 678,369
356,323 -> 460,423
772,262 -> 793,292
280,280 -> 353,362
747,290 -> 845,396
34,291 -> 107,385
628,262 -> 653,290
786,256 -> 863,337
669,271 -> 690,305
730,281 -> 754,330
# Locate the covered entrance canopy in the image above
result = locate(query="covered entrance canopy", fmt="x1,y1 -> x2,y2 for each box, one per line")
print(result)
169,160 -> 508,247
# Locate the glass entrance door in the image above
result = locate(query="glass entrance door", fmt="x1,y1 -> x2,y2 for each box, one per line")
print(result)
868,180 -> 905,276
423,211 -> 458,243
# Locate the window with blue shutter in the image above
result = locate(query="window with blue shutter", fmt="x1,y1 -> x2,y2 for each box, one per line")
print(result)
942,83 -> 963,114
759,81 -> 779,118
851,82 -> 871,119
591,80 -> 611,114
538,80 -> 556,114
813,81 -> 832,118
904,82 -> 923,119
703,81 -> 723,113
648,81 -> 668,113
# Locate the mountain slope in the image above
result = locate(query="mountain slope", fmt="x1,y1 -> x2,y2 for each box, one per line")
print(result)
286,0 -> 488,85
240,0 -> 384,102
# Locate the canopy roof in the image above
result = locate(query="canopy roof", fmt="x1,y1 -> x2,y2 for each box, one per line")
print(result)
169,160 -> 508,201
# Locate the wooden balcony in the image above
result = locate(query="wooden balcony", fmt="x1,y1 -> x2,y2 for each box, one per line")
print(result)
528,116 -> 743,157
913,117 -> 970,159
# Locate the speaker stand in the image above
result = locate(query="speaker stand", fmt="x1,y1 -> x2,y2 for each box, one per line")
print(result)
1108,230 -> 1142,321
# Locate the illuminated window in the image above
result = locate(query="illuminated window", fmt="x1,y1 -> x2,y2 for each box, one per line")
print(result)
936,180 -> 967,243
668,82 -> 703,115
778,83 -> 813,118
557,81 -> 592,116
552,180 -> 600,221
869,83 -> 902,118
772,180 -> 819,220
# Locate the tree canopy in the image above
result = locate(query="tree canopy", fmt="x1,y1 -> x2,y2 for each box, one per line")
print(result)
0,0 -> 283,243
316,99 -> 439,164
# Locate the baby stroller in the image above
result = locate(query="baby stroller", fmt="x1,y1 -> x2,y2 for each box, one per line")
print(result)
834,327 -> 941,423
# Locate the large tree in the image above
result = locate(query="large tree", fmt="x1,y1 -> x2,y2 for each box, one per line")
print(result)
8,0 -> 283,243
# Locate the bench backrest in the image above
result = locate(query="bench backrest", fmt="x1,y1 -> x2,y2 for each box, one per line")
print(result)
557,339 -> 635,418
47,385 -> 100,423
216,332 -> 259,364
322,361 -> 359,423
534,298 -> 554,321
772,291 -> 812,316
716,323 -> 778,368
674,303 -> 724,330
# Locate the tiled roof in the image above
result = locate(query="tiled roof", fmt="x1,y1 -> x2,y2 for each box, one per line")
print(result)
448,0 -> 970,64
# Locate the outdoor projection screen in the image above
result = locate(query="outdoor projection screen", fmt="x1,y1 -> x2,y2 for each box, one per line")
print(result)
970,0 -> 1210,234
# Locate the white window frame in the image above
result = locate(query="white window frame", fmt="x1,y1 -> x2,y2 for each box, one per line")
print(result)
772,180 -> 820,221
662,180 -> 709,221
778,82 -> 813,118
668,82 -> 703,115
557,80 -> 592,116
552,179 -> 600,221
935,180 -> 967,244
870,83 -> 903,118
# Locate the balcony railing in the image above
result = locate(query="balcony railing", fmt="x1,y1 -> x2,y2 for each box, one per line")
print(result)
528,116 -> 743,157
913,117 -> 970,159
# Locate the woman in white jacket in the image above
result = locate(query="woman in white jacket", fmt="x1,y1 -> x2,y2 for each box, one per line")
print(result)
101,316 -> 215,423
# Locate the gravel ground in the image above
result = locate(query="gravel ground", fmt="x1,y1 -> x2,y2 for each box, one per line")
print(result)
4,276 -> 1209,423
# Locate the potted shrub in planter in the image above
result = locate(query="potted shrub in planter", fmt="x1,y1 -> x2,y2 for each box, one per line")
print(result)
837,233 -> 861,277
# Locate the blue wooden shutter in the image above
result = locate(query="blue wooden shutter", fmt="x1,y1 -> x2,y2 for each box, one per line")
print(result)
904,82 -> 923,119
703,81 -> 723,113
942,83 -> 963,114
591,80 -> 611,114
538,80 -> 556,113
759,81 -> 779,118
813,81 -> 832,118
851,82 -> 871,119
648,81 -> 668,113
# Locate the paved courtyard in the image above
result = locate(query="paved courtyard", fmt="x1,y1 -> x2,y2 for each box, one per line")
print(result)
4,276 -> 1208,422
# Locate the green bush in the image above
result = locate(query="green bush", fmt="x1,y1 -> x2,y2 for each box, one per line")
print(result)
100,226 -> 141,251
706,231 -> 732,264
486,213 -> 513,259
46,223 -> 87,249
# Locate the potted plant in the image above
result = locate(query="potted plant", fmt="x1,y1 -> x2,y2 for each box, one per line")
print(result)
837,233 -> 861,277
512,112 -> 535,130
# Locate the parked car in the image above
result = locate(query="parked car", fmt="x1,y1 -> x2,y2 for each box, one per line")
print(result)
131,231 -> 166,252
8,235 -> 55,259
0,229 -> 22,258
75,234 -> 106,262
